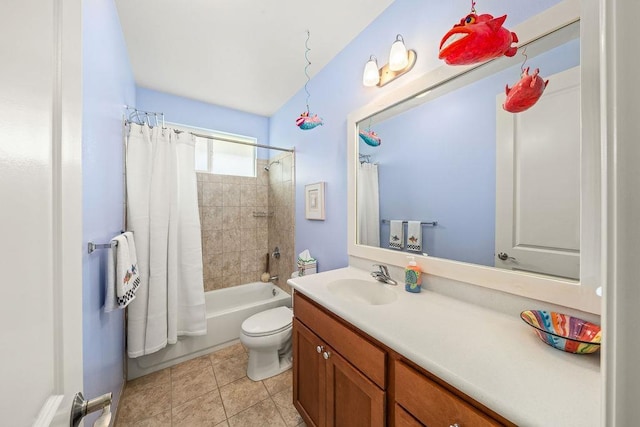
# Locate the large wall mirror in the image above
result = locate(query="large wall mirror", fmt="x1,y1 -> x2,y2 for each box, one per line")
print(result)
347,0 -> 601,313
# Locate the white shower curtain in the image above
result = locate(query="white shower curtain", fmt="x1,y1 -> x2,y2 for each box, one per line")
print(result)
357,163 -> 380,247
126,123 -> 206,358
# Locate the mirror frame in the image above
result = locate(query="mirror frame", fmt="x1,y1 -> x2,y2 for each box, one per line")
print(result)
347,0 -> 602,314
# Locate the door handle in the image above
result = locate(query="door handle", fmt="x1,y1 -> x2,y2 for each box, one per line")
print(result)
70,392 -> 112,427
497,252 -> 516,261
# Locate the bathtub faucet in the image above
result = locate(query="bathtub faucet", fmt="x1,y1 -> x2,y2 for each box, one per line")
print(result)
269,275 -> 279,282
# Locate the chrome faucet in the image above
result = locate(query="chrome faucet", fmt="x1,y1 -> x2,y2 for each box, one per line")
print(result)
371,264 -> 398,285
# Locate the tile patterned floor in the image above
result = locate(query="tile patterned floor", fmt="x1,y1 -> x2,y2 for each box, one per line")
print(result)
116,342 -> 306,427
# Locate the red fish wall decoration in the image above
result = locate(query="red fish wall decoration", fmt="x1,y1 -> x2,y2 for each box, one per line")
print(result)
439,13 -> 518,65
503,67 -> 549,113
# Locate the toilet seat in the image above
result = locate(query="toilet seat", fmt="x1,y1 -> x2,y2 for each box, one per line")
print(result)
241,306 -> 293,337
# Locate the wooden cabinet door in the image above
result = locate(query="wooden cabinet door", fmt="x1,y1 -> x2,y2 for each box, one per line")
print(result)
325,348 -> 385,427
293,319 -> 326,427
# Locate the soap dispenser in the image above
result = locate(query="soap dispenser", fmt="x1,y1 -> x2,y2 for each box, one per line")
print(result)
405,256 -> 422,293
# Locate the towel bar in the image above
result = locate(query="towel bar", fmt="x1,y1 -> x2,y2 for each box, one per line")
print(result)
87,241 -> 118,254
381,219 -> 438,227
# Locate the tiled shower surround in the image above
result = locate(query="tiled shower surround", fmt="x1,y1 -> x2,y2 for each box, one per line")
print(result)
197,152 -> 295,293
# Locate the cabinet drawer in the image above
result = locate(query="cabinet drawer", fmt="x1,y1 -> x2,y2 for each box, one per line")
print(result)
394,403 -> 423,427
294,292 -> 386,388
395,361 -> 501,427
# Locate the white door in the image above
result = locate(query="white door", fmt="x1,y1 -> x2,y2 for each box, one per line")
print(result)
495,66 -> 580,280
0,1 -> 84,425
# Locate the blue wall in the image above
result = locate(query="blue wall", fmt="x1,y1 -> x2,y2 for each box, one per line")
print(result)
371,39 -> 579,266
82,0 -> 135,423
136,88 -> 271,159
269,0 -> 564,272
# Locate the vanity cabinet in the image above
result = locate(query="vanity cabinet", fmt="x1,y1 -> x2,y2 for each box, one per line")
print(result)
394,360 -> 503,427
293,292 -> 386,427
292,291 -> 512,427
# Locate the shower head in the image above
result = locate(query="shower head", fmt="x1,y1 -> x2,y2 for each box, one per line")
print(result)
264,160 -> 280,171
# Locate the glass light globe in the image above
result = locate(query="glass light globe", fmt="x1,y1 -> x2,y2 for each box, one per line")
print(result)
362,57 -> 380,87
388,35 -> 409,71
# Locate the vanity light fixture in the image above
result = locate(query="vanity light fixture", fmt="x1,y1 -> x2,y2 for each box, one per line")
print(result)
362,34 -> 417,88
362,55 -> 381,86
389,34 -> 409,70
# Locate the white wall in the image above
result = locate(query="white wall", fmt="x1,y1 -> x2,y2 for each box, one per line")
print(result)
603,0 -> 640,424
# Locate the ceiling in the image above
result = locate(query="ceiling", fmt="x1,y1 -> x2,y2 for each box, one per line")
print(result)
115,0 -> 395,117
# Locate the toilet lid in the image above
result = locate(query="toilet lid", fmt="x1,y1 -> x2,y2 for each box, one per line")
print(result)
242,306 -> 293,337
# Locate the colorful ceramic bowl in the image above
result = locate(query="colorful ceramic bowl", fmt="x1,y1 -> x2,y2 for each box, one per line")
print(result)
520,310 -> 601,354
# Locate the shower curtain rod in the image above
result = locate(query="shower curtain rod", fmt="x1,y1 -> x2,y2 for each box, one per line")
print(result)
190,132 -> 294,153
125,105 -> 165,128
124,107 -> 295,153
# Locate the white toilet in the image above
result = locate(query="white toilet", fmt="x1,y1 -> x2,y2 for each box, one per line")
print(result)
240,306 -> 293,381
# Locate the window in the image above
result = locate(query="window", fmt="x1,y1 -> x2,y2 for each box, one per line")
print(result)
178,125 -> 257,177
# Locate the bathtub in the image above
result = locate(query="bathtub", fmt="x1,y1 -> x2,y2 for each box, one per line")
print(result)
127,282 -> 291,380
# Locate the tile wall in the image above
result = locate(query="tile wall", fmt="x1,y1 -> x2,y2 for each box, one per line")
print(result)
267,152 -> 296,294
198,154 -> 295,293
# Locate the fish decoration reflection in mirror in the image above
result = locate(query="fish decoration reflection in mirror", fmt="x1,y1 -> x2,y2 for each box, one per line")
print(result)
439,0 -> 518,66
503,66 -> 549,113
359,129 -> 382,147
359,117 -> 381,146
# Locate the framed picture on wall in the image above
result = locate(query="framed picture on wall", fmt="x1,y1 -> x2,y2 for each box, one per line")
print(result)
305,182 -> 326,220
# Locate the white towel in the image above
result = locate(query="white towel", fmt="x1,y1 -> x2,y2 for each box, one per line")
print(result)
122,231 -> 140,304
407,221 -> 422,252
117,232 -> 140,307
104,233 -> 140,312
104,241 -> 118,313
389,220 -> 404,250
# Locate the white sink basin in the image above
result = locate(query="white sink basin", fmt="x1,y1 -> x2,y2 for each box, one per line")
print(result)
326,279 -> 398,305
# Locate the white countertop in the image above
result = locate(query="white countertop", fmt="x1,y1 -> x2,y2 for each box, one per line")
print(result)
288,267 -> 601,427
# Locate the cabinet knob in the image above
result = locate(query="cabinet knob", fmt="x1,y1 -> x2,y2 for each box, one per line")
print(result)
316,345 -> 324,353
323,351 -> 331,360
449,424 -> 460,427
